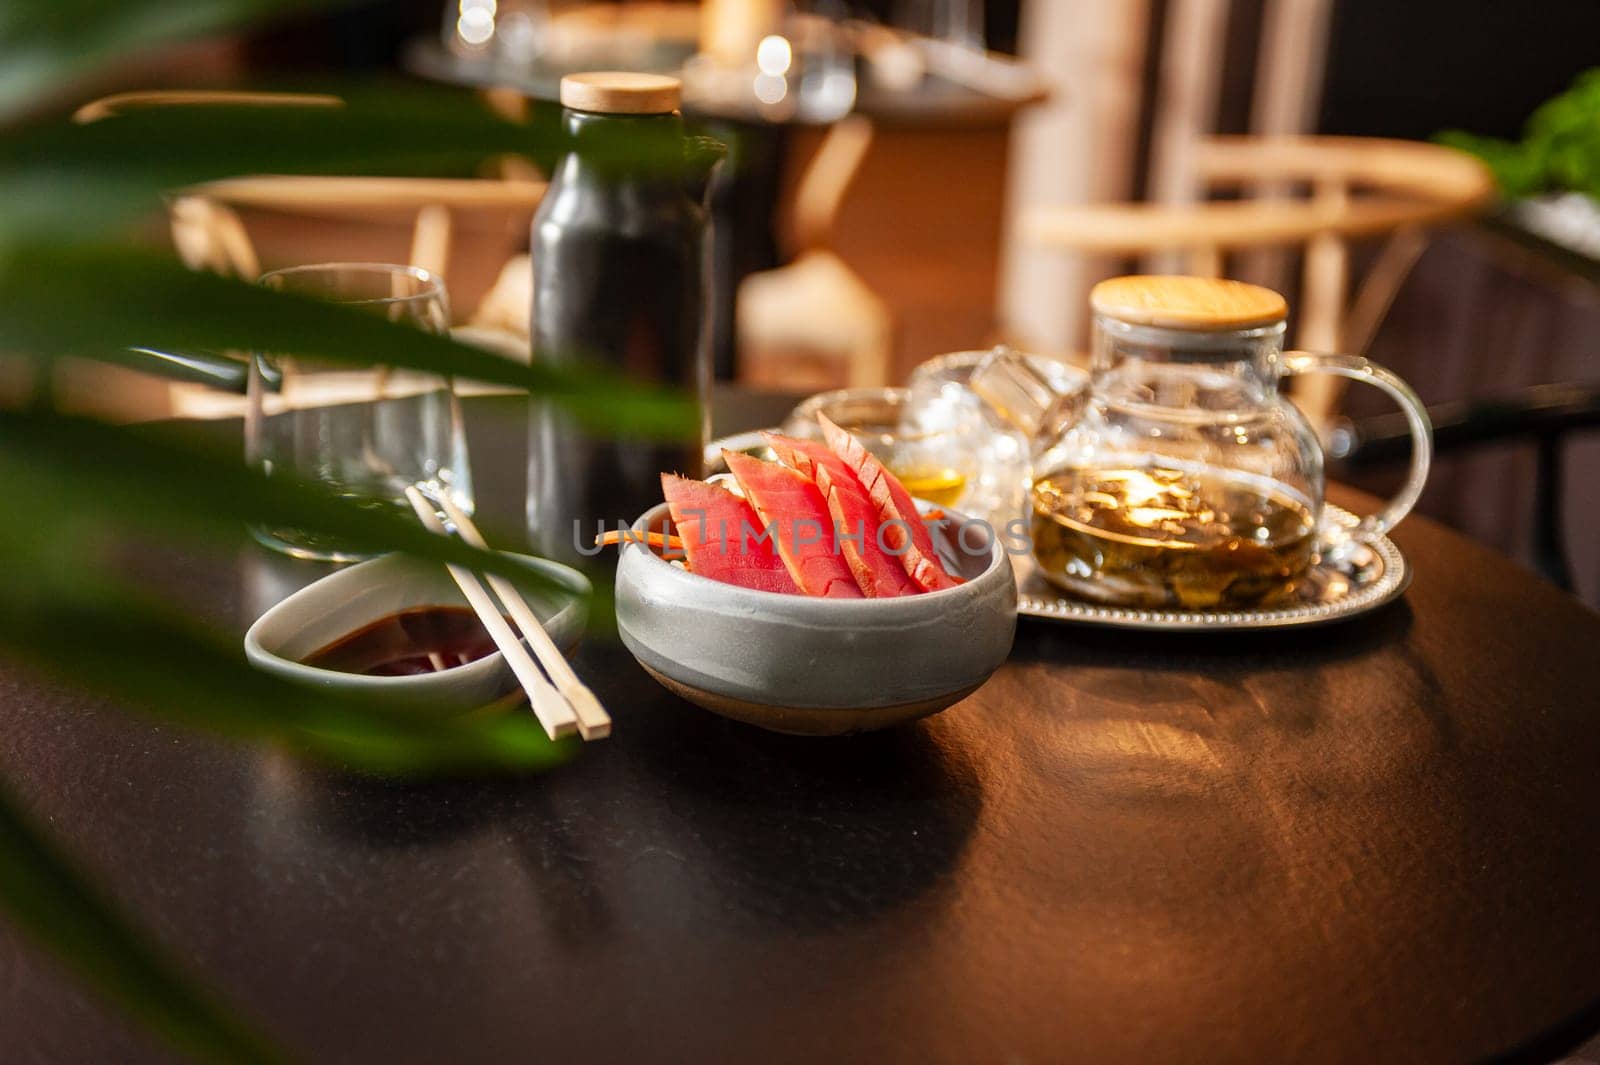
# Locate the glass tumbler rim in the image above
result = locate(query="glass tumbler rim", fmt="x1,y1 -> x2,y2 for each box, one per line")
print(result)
791,384 -> 912,410
788,386 -> 911,440
256,261 -> 445,308
785,385 -> 986,447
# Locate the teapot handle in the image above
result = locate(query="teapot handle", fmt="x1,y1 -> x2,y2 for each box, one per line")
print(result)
1281,351 -> 1432,558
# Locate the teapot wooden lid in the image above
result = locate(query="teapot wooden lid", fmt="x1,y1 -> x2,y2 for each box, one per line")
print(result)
1090,275 -> 1288,331
560,72 -> 682,115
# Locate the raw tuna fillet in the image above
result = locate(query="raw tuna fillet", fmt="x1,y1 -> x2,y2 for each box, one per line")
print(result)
722,451 -> 864,599
661,474 -> 798,595
762,432 -> 922,598
816,414 -> 962,592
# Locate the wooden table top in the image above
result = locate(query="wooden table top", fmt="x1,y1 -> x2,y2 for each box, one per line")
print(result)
2,391 -> 1598,1064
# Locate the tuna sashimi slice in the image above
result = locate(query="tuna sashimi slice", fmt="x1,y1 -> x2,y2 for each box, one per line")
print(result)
722,451 -> 864,599
762,432 -> 922,598
661,474 -> 798,595
816,414 -> 962,592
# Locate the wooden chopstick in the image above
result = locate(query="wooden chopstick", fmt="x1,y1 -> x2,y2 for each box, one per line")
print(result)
429,492 -> 612,740
402,487 -> 578,741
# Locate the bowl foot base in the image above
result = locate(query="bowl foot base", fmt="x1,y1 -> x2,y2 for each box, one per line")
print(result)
640,664 -> 979,736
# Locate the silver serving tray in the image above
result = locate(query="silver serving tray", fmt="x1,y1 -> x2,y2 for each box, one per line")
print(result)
1015,503 -> 1409,631
707,434 -> 1410,632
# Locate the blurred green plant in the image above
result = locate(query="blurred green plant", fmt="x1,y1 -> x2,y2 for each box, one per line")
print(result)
1437,67 -> 1600,200
0,1 -> 693,1062
1,0 -> 329,121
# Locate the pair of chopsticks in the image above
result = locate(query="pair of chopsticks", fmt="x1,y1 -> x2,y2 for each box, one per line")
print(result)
403,486 -> 610,742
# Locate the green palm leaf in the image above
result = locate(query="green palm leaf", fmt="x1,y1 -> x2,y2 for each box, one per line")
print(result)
0,247 -> 697,438
0,571 -> 579,774
0,89 -> 560,245
0,7 -> 680,1063
1,0 -> 351,121
0,407 -> 563,585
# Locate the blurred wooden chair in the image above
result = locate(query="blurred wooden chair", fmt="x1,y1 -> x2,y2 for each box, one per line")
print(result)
171,175 -> 543,325
736,116 -> 893,391
1023,135 -> 1495,427
66,90 -> 544,419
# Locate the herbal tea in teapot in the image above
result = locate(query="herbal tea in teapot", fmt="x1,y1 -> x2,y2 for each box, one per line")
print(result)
1029,462 -> 1317,608
972,276 -> 1433,611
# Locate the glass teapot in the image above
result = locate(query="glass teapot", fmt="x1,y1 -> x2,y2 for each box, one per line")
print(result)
971,276 -> 1431,610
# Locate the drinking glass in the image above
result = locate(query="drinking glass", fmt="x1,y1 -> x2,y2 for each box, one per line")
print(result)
795,0 -> 858,121
781,386 -> 985,512
908,348 -> 1087,531
896,0 -> 986,50
246,263 -> 472,562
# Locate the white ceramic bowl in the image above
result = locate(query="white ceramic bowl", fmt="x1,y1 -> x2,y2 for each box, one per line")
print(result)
245,552 -> 589,715
615,503 -> 1017,735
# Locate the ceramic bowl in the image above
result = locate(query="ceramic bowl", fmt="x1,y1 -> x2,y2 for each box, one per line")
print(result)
615,503 -> 1017,735
245,551 -> 589,715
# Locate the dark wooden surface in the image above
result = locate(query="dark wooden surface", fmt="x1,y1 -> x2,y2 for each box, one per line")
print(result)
3,392 -> 1600,1065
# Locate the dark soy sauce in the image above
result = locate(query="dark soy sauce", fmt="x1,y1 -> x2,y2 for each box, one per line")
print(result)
303,607 -> 501,676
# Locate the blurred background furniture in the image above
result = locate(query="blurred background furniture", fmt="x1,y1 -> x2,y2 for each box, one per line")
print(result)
735,115 -> 892,391
174,175 -> 544,325
408,1 -> 1049,379
998,0 -> 1597,352
57,90 -> 544,421
1022,134 -> 1495,425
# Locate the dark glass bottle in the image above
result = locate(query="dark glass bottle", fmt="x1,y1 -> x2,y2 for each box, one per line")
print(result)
528,73 -> 722,564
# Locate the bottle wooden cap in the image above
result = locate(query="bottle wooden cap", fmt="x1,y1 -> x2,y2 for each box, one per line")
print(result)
1090,275 -> 1288,331
559,72 -> 682,115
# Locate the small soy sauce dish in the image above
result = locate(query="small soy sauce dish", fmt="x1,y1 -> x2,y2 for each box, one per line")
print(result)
245,552 -> 589,716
